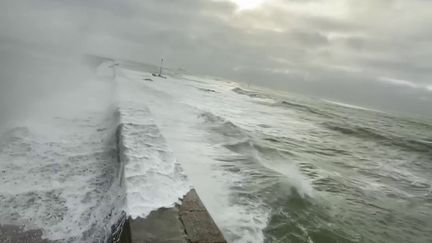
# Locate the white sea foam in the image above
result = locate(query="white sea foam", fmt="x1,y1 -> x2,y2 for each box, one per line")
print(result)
0,61 -> 192,241
115,69 -> 191,219
322,99 -> 382,112
0,76 -> 124,242
118,68 -> 317,242
0,61 -> 312,242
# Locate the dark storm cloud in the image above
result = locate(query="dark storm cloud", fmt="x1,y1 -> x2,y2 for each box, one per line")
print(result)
0,0 -> 431,117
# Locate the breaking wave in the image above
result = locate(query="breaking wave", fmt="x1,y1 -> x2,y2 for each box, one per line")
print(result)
0,62 -> 191,242
324,122 -> 432,153
115,73 -> 191,220
274,100 -> 335,119
231,87 -> 334,119
232,87 -> 264,98
0,107 -> 126,243
199,111 -> 313,197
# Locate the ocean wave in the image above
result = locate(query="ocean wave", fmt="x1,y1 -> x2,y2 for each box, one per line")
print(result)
324,122 -> 432,153
0,109 -> 126,243
198,111 -> 313,197
116,80 -> 190,219
232,87 -> 336,119
196,110 -> 317,242
198,111 -> 248,139
232,87 -> 264,98
0,126 -> 32,157
224,139 -> 296,158
223,139 -> 313,196
0,80 -> 191,242
274,100 -> 334,118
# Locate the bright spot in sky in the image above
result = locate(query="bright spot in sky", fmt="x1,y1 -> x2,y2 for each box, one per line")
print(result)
230,0 -> 267,10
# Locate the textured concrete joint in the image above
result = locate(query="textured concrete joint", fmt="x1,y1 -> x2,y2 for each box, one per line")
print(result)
123,189 -> 226,243
178,189 -> 226,243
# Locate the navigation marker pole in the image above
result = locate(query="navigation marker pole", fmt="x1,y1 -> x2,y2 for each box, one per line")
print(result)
159,58 -> 164,76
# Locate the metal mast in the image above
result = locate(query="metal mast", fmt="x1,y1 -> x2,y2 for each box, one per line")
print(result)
159,58 -> 164,76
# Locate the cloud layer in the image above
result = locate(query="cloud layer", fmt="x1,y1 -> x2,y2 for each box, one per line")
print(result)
1,0 -> 431,116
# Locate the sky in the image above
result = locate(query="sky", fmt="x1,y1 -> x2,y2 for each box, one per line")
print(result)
0,0 -> 431,117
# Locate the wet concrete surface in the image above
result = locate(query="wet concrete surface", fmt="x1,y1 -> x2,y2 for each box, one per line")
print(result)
0,225 -> 56,243
1,190 -> 226,243
122,189 -> 226,243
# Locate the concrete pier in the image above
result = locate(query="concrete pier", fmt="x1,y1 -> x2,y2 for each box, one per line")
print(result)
1,189 -> 226,243
121,189 -> 227,243
179,190 -> 226,243
0,225 -> 54,243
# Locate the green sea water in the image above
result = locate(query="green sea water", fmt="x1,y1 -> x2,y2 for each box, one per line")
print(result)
216,88 -> 432,243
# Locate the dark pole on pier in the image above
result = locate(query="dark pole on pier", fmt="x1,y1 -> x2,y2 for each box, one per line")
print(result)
159,58 -> 164,76
109,63 -> 120,79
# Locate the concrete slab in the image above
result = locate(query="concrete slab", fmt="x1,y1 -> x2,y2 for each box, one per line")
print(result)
0,225 -> 56,243
0,190 -> 226,243
179,190 -> 226,243
128,207 -> 187,243
123,189 -> 226,243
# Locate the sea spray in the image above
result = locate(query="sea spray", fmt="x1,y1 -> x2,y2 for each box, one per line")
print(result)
114,67 -> 191,219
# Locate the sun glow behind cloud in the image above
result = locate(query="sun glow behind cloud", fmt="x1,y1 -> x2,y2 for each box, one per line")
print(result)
229,0 -> 267,10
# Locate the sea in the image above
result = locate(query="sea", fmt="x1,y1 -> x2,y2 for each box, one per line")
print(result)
0,61 -> 431,243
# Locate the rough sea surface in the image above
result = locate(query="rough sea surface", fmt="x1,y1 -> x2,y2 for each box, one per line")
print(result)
1,62 -> 431,243
0,75 -> 125,242
120,66 -> 432,243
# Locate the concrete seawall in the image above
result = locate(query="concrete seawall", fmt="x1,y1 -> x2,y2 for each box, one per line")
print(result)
0,69 -> 227,242
115,100 -> 227,243
0,189 -> 226,243
118,189 -> 226,243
